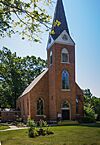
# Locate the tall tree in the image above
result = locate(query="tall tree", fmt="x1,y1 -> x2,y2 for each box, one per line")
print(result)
0,47 -> 47,108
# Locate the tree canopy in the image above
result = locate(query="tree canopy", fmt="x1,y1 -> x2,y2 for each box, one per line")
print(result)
83,89 -> 100,121
0,0 -> 52,41
0,47 -> 47,108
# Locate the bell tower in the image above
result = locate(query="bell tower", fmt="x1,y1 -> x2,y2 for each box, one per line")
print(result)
47,0 -> 82,120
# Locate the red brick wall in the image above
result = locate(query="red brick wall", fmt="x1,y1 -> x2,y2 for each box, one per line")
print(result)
47,43 -> 83,120
17,42 -> 84,121
29,71 -> 49,120
17,70 -> 49,121
75,83 -> 84,117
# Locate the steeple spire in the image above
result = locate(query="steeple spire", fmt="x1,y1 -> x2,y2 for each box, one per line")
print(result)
47,0 -> 74,49
51,0 -> 69,40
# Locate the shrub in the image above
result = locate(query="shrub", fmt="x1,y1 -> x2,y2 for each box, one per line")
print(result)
38,128 -> 46,136
43,120 -> 48,127
28,127 -> 38,138
28,127 -> 34,138
84,105 -> 95,119
27,118 -> 38,138
46,127 -> 54,135
27,118 -> 36,127
28,119 -> 54,138
79,116 -> 95,123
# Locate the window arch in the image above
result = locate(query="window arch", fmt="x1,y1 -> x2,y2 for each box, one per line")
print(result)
62,70 -> 70,89
61,48 -> 69,63
62,101 -> 70,109
50,50 -> 52,65
37,98 -> 44,115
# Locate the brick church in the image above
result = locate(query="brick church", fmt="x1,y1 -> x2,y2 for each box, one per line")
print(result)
17,0 -> 84,121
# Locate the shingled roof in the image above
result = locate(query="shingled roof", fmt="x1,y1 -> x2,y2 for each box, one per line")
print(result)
51,0 -> 70,40
20,69 -> 48,97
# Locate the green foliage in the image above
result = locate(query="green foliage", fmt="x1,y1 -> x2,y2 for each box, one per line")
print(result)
0,126 -> 100,145
0,47 -> 47,108
27,119 -> 38,138
45,127 -> 54,135
38,119 -> 48,128
83,89 -> 100,121
84,104 -> 95,118
28,127 -> 34,138
27,119 -> 54,138
80,116 -> 95,123
0,0 -> 52,41
28,127 -> 38,138
38,120 -> 54,136
0,125 -> 9,130
27,118 -> 37,128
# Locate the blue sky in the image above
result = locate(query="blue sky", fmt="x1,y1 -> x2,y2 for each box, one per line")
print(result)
0,0 -> 100,97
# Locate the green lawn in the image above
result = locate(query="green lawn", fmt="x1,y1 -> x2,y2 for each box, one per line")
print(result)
0,125 -> 100,145
0,125 -> 9,130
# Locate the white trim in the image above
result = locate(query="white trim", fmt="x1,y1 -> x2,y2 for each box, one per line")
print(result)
50,50 -> 53,65
47,30 -> 75,50
61,48 -> 69,63
55,30 -> 75,46
61,62 -> 70,64
61,108 -> 70,110
61,89 -> 70,92
47,35 -> 54,49
62,48 -> 68,53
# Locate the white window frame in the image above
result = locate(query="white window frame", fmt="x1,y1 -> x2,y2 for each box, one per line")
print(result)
50,50 -> 53,65
61,48 -> 69,63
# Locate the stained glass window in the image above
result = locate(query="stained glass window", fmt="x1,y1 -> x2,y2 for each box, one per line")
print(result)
62,70 -> 70,89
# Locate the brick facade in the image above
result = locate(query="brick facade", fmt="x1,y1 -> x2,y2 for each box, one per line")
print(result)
17,42 -> 84,121
16,0 -> 84,121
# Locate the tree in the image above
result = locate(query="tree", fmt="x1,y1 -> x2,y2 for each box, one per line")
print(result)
0,0 -> 52,41
83,89 -> 100,121
91,96 -> 100,120
0,47 -> 47,108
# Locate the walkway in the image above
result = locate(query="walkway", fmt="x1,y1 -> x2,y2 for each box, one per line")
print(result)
0,125 -> 28,132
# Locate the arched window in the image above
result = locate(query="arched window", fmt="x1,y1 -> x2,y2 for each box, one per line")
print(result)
62,101 -> 69,109
61,48 -> 69,63
37,98 -> 44,115
62,70 -> 70,89
50,50 -> 52,65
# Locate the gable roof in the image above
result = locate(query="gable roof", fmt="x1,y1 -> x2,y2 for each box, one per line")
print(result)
20,69 -> 48,98
51,0 -> 70,40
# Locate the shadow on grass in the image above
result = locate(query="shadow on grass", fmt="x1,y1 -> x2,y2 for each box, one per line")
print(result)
54,122 -> 100,128
80,123 -> 100,128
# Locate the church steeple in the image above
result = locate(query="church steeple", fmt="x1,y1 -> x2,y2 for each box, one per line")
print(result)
51,0 -> 70,40
47,0 -> 74,49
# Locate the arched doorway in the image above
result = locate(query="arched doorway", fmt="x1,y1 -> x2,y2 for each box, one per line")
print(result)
61,101 -> 70,120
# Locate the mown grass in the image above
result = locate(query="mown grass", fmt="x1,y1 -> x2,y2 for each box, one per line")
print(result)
0,125 -> 100,145
0,125 -> 9,130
